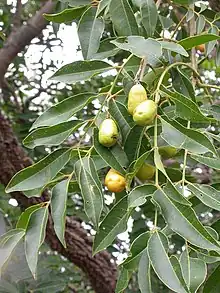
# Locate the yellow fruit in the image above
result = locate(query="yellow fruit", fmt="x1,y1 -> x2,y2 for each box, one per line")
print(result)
98,118 -> 119,147
136,163 -> 156,181
128,84 -> 147,115
133,100 -> 157,126
105,169 -> 126,193
159,146 -> 178,159
196,44 -> 205,53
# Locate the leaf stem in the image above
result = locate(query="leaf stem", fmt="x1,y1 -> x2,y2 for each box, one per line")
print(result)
182,11 -> 195,190
197,82 -> 220,91
154,61 -> 200,103
182,121 -> 190,190
107,54 -> 134,99
170,13 -> 186,39
154,207 -> 158,228
154,115 -> 159,187
135,57 -> 147,82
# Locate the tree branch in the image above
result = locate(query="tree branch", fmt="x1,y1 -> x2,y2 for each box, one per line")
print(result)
0,0 -> 55,85
0,112 -> 117,293
12,0 -> 22,30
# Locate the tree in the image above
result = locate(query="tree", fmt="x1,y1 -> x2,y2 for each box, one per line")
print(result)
0,0 -> 220,292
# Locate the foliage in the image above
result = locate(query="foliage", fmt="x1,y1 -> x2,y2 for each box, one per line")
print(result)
1,0 -> 220,292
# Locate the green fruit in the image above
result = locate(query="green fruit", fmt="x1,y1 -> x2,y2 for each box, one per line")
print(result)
128,84 -> 147,115
136,163 -> 156,181
133,100 -> 157,126
98,118 -> 119,147
159,146 -> 178,159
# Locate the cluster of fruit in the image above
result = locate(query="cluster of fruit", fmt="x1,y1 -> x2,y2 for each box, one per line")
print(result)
98,83 -> 177,193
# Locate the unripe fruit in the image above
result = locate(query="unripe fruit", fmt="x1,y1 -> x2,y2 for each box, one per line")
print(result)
159,146 -> 178,159
128,84 -> 147,115
196,44 -> 205,53
98,119 -> 119,147
136,163 -> 156,181
105,169 -> 126,193
133,100 -> 157,126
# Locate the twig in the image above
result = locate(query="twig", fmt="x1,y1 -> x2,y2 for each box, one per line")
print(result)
197,82 -> 220,91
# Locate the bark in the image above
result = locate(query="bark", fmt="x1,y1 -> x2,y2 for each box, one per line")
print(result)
208,0 -> 220,12
0,112 -> 117,293
0,0 -> 55,84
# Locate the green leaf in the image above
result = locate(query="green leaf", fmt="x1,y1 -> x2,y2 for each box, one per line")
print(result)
25,207 -> 48,278
206,26 -> 218,55
0,229 -> 25,270
160,87 -> 209,122
108,99 -> 132,143
197,250 -> 220,264
160,116 -> 217,155
23,188 -> 43,198
50,60 -> 113,83
148,231 -> 188,293
30,93 -> 97,129
191,154 -> 220,170
187,183 -> 220,211
143,67 -> 169,90
128,184 -> 156,208
93,196 -> 129,254
16,204 -> 43,230
78,7 -> 104,59
172,68 -> 195,101
159,15 -> 174,29
68,180 -> 80,194
180,250 -> 207,292
153,189 -> 220,251
24,120 -> 84,148
5,149 -> 72,193
115,267 -> 131,293
96,0 -> 110,16
138,248 -> 152,293
93,128 -> 126,174
31,280 -> 66,292
123,231 -> 150,271
126,150 -> 152,187
179,34 -> 220,50
92,38 -> 120,60
109,0 -> 139,36
91,154 -> 108,170
170,255 -> 188,291
159,41 -> 189,57
163,182 -> 191,206
210,105 -> 220,121
111,37 -> 162,67
196,15 -> 206,34
154,147 -> 167,177
186,9 -> 194,21
75,157 -> 103,230
203,264 -> 220,293
0,31 -> 6,41
43,6 -> 87,23
0,280 -> 20,293
51,179 -> 70,247
124,126 -> 145,164
140,0 -> 158,37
